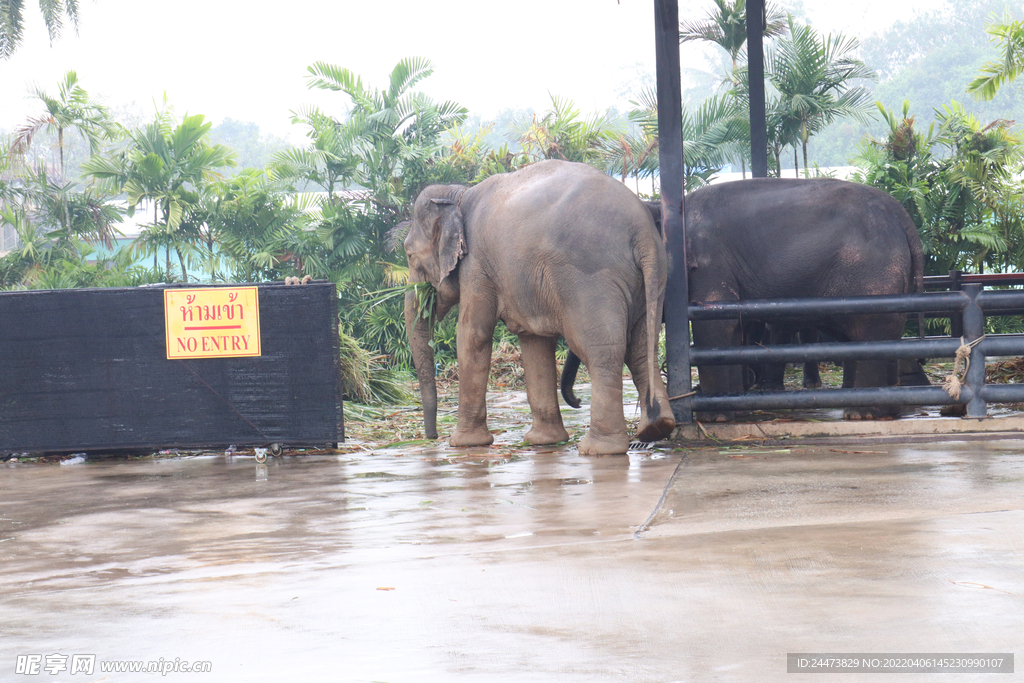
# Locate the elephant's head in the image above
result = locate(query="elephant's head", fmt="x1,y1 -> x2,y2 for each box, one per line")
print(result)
402,185 -> 468,439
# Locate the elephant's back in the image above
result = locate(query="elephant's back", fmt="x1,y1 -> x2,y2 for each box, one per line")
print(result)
685,178 -> 918,298
471,160 -> 654,260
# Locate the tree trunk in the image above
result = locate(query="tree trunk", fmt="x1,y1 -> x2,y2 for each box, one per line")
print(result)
405,290 -> 438,439
176,247 -> 188,283
793,145 -> 799,178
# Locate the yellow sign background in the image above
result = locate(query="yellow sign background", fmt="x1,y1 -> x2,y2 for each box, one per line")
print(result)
164,287 -> 261,359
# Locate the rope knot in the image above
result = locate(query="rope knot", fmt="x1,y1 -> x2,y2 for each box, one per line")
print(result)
942,335 -> 985,400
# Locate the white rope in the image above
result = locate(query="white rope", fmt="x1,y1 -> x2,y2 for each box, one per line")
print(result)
942,335 -> 985,400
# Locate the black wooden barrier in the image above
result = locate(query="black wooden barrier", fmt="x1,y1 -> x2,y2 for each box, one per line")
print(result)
0,282 -> 342,454
680,283 -> 1024,421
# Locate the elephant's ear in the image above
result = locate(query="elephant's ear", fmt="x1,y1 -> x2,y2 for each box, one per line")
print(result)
431,198 -> 466,284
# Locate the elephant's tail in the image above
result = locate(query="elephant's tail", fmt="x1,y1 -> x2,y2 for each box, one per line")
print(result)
635,225 -> 675,440
560,349 -> 582,409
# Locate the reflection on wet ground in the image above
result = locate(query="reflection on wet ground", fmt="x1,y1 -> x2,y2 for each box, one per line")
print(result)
2,437 -> 1023,682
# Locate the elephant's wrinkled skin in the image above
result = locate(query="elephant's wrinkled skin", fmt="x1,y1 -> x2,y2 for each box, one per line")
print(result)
403,160 -> 674,455
685,178 -> 924,420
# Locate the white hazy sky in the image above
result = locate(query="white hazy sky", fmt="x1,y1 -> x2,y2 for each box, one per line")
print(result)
0,0 -> 920,143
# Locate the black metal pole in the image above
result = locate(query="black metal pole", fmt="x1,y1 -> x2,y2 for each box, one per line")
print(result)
746,0 -> 768,177
962,283 -> 987,418
655,0 -> 691,424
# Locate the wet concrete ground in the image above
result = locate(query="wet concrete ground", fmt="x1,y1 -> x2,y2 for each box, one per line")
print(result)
2,422 -> 1024,681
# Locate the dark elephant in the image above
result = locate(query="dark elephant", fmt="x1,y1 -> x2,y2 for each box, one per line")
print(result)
562,178 -> 924,421
403,160 -> 674,455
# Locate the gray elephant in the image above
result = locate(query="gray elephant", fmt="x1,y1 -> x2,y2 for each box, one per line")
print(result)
403,159 -> 675,455
562,178 -> 924,421
686,178 -> 923,420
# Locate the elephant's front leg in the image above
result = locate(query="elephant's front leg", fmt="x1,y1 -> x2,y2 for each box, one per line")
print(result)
450,304 -> 497,447
518,334 -> 569,445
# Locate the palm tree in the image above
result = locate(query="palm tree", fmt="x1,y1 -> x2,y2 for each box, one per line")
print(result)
11,71 -> 120,179
627,87 -> 748,190
1,0 -> 79,59
679,0 -> 788,78
967,14 -> 1024,101
81,109 -> 236,281
766,17 -> 876,175
679,0 -> 788,177
303,57 -> 467,210
271,106 -> 360,199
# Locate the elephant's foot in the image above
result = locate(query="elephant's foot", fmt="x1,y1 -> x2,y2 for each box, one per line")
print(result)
635,414 -> 675,442
756,381 -> 786,392
843,406 -> 900,420
803,378 -> 822,389
578,431 -> 630,456
524,423 -> 570,446
449,426 -> 495,447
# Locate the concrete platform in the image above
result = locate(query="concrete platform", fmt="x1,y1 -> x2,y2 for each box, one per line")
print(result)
674,413 -> 1024,444
2,437 -> 1022,681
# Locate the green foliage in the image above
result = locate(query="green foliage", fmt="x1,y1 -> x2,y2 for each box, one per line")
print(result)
852,99 -> 1024,276
268,58 -> 474,365
764,16 -> 877,174
625,87 -> 747,190
512,95 -> 623,167
679,0 -> 788,75
338,330 -> 412,405
0,0 -> 79,59
968,13 -> 1024,101
81,105 -> 237,281
11,70 -> 121,179
198,169 -> 316,282
812,0 -> 1024,166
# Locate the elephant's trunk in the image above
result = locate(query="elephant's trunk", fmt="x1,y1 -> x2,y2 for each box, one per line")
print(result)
405,289 -> 438,439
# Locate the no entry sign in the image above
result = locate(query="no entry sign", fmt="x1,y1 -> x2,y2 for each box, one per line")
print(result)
164,287 -> 261,359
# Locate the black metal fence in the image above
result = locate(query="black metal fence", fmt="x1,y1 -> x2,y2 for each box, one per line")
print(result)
1,282 -> 343,454
678,282 -> 1024,422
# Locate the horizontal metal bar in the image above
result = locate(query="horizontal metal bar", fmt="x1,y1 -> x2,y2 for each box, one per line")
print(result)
688,291 -> 967,320
688,382 -> 1024,412
687,289 -> 1024,322
979,335 -> 1024,356
925,272 -> 1024,288
689,337 -> 959,366
979,384 -> 1024,403
977,289 -> 1024,310
689,335 -> 1024,366
691,386 -> 966,411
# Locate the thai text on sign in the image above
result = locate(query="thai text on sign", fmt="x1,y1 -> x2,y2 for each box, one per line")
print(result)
164,287 -> 261,359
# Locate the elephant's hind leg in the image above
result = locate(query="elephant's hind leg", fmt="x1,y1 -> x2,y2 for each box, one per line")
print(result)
575,343 -> 630,456
519,335 -> 570,445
